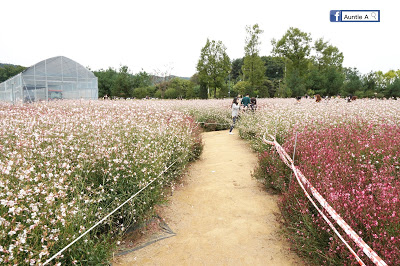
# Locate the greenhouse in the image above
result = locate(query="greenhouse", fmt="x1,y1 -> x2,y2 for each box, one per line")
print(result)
0,56 -> 98,103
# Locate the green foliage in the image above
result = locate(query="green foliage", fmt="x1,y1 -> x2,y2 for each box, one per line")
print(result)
363,71 -> 379,95
182,105 -> 231,131
199,83 -> 208,99
272,27 -> 312,97
146,85 -> 157,97
95,68 -> 152,98
306,65 -> 344,96
231,58 -> 244,82
286,68 -> 304,97
165,87 -> 178,99
111,66 -> 133,98
233,81 -> 251,96
197,38 -> 231,98
306,89 -> 315,97
190,73 -> 200,86
154,89 -> 162,98
186,84 -> 199,99
275,81 -> 287,97
94,67 -> 118,98
306,66 -> 326,95
252,148 -> 292,192
217,85 -> 229,98
386,78 -> 400,98
313,38 -> 344,69
342,68 -> 363,96
133,87 -> 148,99
242,56 -> 266,89
132,71 -> 152,89
168,77 -> 193,99
261,56 -> 285,80
156,81 -> 169,99
0,64 -> 27,83
242,24 -> 266,90
257,78 -> 272,98
324,66 -> 344,96
272,27 -> 312,72
305,39 -> 345,96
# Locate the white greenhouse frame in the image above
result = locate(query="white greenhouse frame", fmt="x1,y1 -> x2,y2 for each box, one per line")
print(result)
0,56 -> 98,104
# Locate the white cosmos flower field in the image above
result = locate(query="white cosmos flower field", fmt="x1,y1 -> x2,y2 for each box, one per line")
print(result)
0,99 -> 208,265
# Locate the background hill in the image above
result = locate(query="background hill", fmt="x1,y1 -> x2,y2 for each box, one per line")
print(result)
0,63 -> 27,83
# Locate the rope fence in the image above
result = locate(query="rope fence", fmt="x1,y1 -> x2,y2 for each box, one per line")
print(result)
195,121 -> 231,126
262,131 -> 387,266
43,160 -> 177,265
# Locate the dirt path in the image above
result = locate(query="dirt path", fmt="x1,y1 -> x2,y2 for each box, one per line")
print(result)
113,130 -> 303,265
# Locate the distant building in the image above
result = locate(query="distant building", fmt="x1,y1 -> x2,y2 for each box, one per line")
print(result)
0,56 -> 98,103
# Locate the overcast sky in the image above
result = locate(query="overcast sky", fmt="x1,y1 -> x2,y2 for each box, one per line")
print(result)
1,0 -> 398,77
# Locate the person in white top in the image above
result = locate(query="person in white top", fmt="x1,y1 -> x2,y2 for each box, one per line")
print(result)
229,97 -> 240,134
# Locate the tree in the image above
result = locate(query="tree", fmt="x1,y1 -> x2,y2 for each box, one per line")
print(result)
261,56 -> 285,80
231,58 -> 244,82
306,66 -> 344,97
302,38 -> 344,96
342,68 -> 363,96
168,77 -> 193,99
233,81 -> 251,96
133,87 -> 148,99
285,68 -> 303,97
272,27 -> 312,72
362,71 -> 379,98
386,78 -> 400,98
313,38 -> 344,69
199,82 -> 208,99
111,65 -> 134,98
257,78 -> 272,98
242,24 -> 266,91
186,85 -> 197,99
190,73 -> 200,86
272,27 -> 311,87
306,66 -> 326,95
272,27 -> 312,97
324,66 -> 344,96
165,87 -> 178,99
0,64 -> 26,83
132,71 -> 152,89
152,64 -> 174,99
94,67 -> 118,98
197,39 -> 231,98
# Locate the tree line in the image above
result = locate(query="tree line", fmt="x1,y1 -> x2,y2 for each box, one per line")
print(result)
2,25 -> 399,99
0,64 -> 27,83
84,25 -> 400,99
196,25 -> 400,99
93,66 -> 200,99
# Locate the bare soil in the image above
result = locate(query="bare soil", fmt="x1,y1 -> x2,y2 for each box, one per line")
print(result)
112,130 -> 303,265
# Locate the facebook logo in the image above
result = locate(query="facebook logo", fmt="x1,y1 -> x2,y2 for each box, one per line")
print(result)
330,10 -> 380,22
330,10 -> 341,22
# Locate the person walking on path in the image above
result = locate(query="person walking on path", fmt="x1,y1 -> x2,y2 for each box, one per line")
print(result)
229,97 -> 240,135
241,93 -> 251,111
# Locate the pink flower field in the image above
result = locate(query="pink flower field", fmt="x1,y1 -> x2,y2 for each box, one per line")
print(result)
281,122 -> 400,265
240,98 -> 400,265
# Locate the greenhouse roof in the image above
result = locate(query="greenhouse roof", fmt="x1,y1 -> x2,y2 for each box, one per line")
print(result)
21,56 -> 95,79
